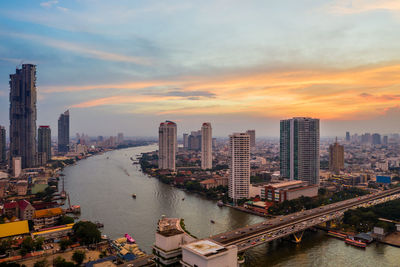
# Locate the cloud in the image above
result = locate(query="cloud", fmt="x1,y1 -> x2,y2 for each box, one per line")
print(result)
328,0 -> 400,14
40,0 -> 58,8
1,32 -> 152,65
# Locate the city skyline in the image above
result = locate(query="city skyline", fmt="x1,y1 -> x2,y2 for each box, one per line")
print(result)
1,1 -> 400,136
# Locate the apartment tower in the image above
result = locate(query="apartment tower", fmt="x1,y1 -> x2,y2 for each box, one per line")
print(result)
229,132 -> 250,202
158,121 -> 177,171
280,117 -> 320,185
9,64 -> 37,168
246,130 -> 256,148
58,110 -> 70,154
0,126 -> 6,164
201,123 -> 212,169
329,139 -> 344,175
38,126 -> 51,165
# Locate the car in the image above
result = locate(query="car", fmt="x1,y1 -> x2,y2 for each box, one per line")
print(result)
251,242 -> 256,245
220,236 -> 226,239
261,238 -> 265,241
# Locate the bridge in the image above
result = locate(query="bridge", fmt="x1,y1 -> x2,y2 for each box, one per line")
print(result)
210,187 -> 400,252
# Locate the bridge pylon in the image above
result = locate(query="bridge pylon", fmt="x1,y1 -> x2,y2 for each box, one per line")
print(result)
291,231 -> 305,243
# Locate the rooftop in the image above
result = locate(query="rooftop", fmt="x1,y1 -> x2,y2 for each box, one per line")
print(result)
0,220 -> 29,238
184,239 -> 226,257
34,207 -> 63,218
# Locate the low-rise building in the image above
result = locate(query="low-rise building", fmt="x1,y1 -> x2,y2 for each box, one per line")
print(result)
0,220 -> 30,239
33,207 -> 63,230
16,180 -> 28,196
180,239 -> 238,267
265,180 -> 318,203
18,200 -> 35,220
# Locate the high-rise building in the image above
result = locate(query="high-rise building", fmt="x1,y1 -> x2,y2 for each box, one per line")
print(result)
280,117 -> 320,185
38,126 -> 51,164
228,132 -> 250,201
201,123 -> 212,169
9,64 -> 37,168
0,126 -> 6,164
372,133 -> 381,145
346,131 -> 350,142
117,132 -> 124,144
246,130 -> 256,148
188,130 -> 201,150
158,121 -> 177,171
329,139 -> 344,175
183,133 -> 189,149
58,110 -> 70,154
383,135 -> 388,145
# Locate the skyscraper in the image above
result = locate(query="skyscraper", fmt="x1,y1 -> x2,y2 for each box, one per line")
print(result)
0,126 -> 6,164
329,139 -> 344,175
229,132 -> 250,202
38,126 -> 51,164
158,121 -> 177,171
372,133 -> 381,145
201,123 -> 212,169
346,131 -> 350,142
9,64 -> 37,168
183,133 -> 189,149
246,130 -> 256,148
280,117 -> 320,185
117,132 -> 124,144
58,110 -> 70,154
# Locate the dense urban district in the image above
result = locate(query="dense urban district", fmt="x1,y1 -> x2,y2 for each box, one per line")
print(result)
0,65 -> 400,267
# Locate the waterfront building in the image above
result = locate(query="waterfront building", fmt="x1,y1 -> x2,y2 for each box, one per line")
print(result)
38,125 -> 51,165
9,64 -> 37,168
280,117 -> 320,185
264,180 -> 318,203
246,129 -> 256,148
0,126 -> 5,164
33,207 -> 63,230
158,121 -> 177,171
329,139 -> 344,175
180,239 -> 238,267
229,132 -> 250,201
117,132 -> 124,144
201,122 -> 212,169
58,110 -> 70,154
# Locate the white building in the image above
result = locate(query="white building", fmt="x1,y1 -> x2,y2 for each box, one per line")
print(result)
180,239 -> 238,267
12,157 -> 22,178
158,121 -> 177,171
229,133 -> 250,201
201,123 -> 212,170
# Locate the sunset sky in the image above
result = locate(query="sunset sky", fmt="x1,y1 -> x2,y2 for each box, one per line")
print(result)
1,0 -> 400,137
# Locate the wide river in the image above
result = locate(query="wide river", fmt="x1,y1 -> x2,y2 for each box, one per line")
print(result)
62,145 -> 400,266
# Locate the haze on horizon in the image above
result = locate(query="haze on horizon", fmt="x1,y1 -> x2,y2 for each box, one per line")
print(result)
1,0 -> 400,138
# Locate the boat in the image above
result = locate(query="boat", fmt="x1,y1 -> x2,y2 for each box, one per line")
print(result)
132,194 -> 136,198
95,221 -> 104,228
182,198 -> 185,201
345,237 -> 367,248
210,220 -> 215,224
125,233 -> 136,243
217,201 -> 224,207
327,231 -> 347,240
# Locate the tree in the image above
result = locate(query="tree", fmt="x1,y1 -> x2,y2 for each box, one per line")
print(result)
58,216 -> 75,225
34,237 -> 44,251
59,238 -> 72,251
21,237 -> 35,252
72,250 -> 86,265
53,256 -> 75,267
33,259 -> 48,267
72,221 -> 101,245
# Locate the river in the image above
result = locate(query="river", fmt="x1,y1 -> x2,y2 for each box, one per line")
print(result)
62,145 -> 400,267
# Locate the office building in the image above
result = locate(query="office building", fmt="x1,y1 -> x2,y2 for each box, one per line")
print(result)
280,117 -> 320,185
229,132 -> 250,201
346,131 -> 350,142
58,110 -> 70,154
38,126 -> 51,165
246,129 -> 256,148
372,133 -> 381,145
188,130 -> 201,151
201,123 -> 212,170
329,139 -> 344,175
9,64 -> 37,168
383,135 -> 388,145
158,121 -> 177,171
0,126 -> 5,164
183,133 -> 189,149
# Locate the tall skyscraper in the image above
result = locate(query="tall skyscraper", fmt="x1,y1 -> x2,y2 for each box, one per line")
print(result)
0,126 -> 6,164
280,117 -> 320,185
158,121 -> 177,171
229,132 -> 250,202
188,130 -> 201,150
383,135 -> 388,145
9,64 -> 37,168
201,122 -> 212,169
346,131 -> 350,142
58,110 -> 70,154
329,139 -> 344,175
246,130 -> 256,148
38,126 -> 51,164
183,133 -> 189,149
372,133 -> 381,145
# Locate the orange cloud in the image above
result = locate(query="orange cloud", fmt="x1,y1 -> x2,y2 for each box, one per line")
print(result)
65,62 -> 400,120
328,0 -> 400,14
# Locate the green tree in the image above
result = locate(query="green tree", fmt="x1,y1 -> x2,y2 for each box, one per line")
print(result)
34,237 -> 44,251
33,259 -> 48,267
72,250 -> 86,265
59,238 -> 72,251
72,221 -> 101,245
21,237 -> 35,252
58,216 -> 75,225
53,256 -> 75,267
